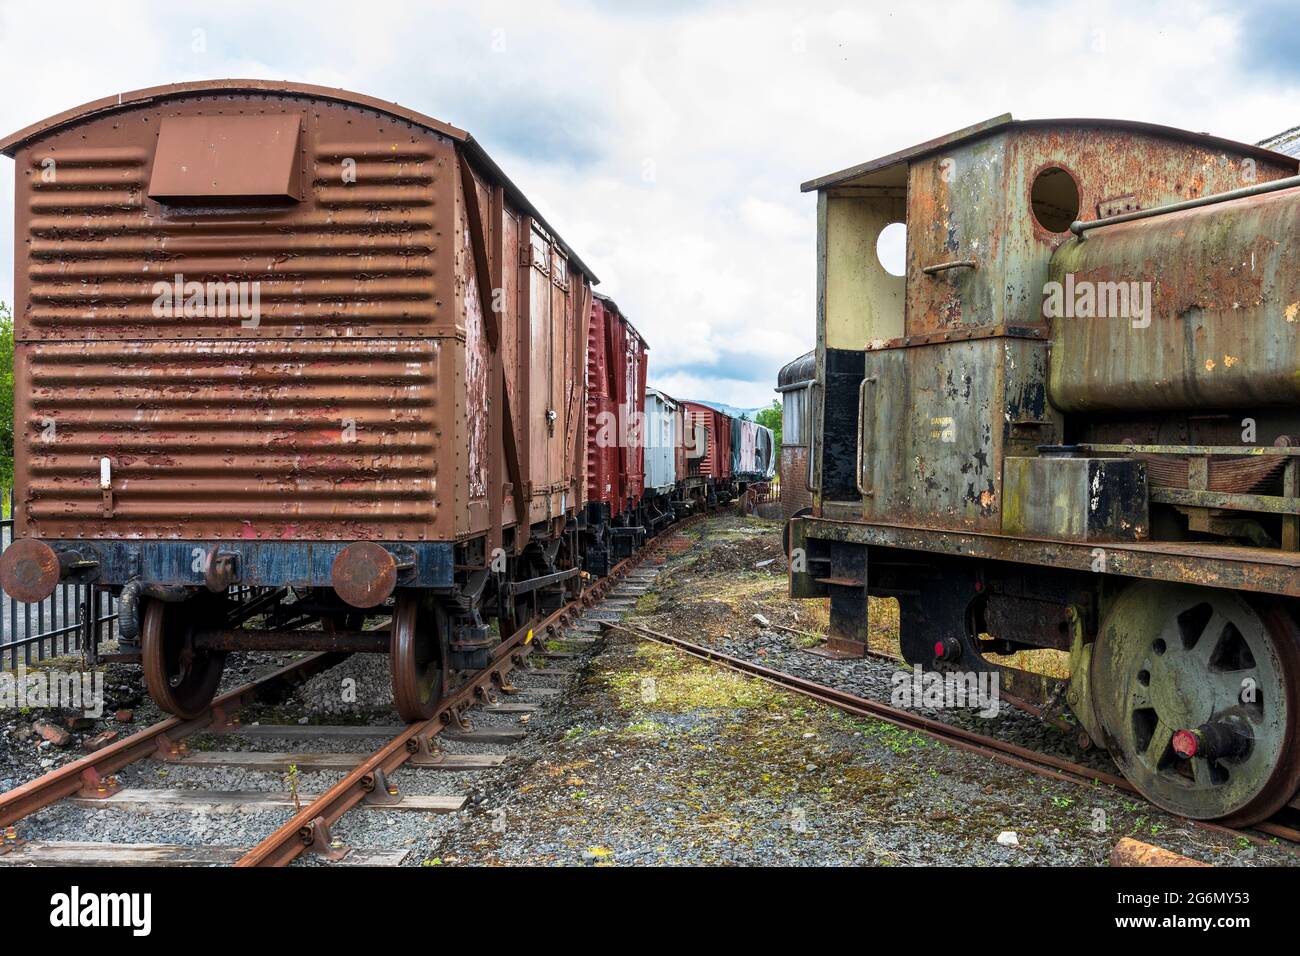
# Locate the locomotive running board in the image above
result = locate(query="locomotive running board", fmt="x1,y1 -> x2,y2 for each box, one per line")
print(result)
799,516 -> 1300,599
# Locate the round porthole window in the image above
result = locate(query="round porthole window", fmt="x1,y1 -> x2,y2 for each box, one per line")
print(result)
876,221 -> 907,277
1031,166 -> 1080,233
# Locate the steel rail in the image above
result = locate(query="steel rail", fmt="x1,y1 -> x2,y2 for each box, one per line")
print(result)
608,620 -> 1300,852
607,621 -> 1132,790
0,652 -> 339,828
236,516 -> 704,867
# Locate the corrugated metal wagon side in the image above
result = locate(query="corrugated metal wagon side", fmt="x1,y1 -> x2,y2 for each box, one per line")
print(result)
582,294 -> 647,571
0,80 -> 598,722
681,401 -> 735,506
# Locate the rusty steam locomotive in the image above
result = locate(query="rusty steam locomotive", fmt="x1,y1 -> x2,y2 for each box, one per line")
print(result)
0,81 -> 771,725
788,114 -> 1300,824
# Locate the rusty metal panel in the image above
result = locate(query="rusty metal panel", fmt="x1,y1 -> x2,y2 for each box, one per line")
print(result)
904,125 -> 1296,337
148,114 -> 303,201
456,164 -> 491,532
513,217 -> 588,526
1001,127 -> 1295,333
1002,456 -> 1149,541
17,101 -> 448,342
906,132 -> 1008,334
859,336 -> 1057,530
780,446 -> 813,520
1049,186 -> 1300,412
17,337 -> 442,540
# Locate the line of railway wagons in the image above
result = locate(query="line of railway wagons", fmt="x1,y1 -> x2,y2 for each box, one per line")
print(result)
0,80 -> 773,724
585,294 -> 776,575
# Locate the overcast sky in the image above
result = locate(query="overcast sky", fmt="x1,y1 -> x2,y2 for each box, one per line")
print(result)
0,0 -> 1296,408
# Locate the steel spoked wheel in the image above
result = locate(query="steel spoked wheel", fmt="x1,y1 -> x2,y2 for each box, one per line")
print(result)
140,597 -> 228,719
1092,582 -> 1300,824
390,590 -> 448,723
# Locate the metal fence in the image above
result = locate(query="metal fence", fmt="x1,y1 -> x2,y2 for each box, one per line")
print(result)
0,487 -> 117,669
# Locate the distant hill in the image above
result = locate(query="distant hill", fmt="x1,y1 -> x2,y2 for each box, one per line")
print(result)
683,399 -> 765,420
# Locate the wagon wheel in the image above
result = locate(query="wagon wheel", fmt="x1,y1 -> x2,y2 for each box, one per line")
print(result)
1091,581 -> 1300,825
140,597 -> 228,719
390,590 -> 449,723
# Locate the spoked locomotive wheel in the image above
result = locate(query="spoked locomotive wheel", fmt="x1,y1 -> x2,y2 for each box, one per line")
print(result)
390,590 -> 449,723
1091,582 -> 1300,825
140,597 -> 228,719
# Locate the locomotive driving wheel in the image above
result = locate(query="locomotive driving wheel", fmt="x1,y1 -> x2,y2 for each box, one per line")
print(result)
1091,582 -> 1300,825
390,590 -> 449,723
140,597 -> 228,719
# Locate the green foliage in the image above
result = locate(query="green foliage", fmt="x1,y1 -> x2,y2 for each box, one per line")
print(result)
755,399 -> 781,459
0,301 -> 12,499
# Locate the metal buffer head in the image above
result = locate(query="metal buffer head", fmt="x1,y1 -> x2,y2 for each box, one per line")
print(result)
331,542 -> 413,609
0,540 -> 98,603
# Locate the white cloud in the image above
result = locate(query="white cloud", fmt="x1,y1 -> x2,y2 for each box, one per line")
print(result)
0,0 -> 1296,407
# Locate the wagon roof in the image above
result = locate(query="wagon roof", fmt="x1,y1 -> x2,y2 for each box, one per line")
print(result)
777,350 -> 815,390
592,291 -> 647,348
1259,124 -> 1300,158
800,113 -> 1299,193
645,386 -> 680,407
0,78 -> 599,282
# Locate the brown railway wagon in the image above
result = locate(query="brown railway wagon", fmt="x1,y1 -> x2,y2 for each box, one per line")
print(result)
0,80 -> 596,722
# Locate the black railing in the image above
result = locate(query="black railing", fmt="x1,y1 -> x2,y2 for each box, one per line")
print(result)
1,487 -> 118,669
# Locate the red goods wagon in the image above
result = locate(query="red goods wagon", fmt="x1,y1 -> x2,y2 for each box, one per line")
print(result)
0,80 -> 597,722
681,401 -> 735,506
673,400 -> 689,486
585,294 -> 647,513
583,294 -> 648,571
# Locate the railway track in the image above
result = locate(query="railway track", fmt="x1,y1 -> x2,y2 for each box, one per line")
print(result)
0,517 -> 704,867
10,511 -> 1290,865
606,619 -> 1300,856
